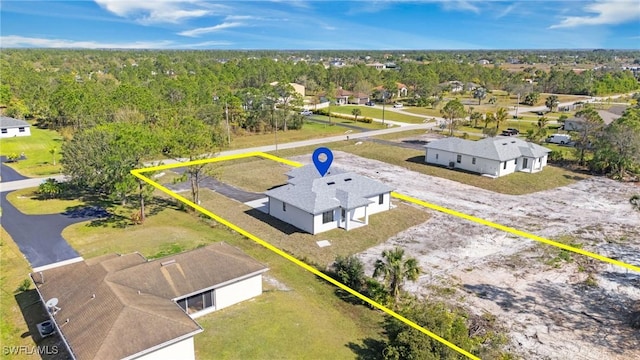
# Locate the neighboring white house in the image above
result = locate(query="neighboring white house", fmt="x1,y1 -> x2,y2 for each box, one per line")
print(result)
0,116 -> 31,138
425,137 -> 551,177
31,243 -> 268,360
265,165 -> 394,234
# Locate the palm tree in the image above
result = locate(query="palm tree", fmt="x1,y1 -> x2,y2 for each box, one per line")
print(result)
545,95 -> 559,112
373,247 -> 421,302
351,108 -> 361,123
473,87 -> 487,105
494,107 -> 508,130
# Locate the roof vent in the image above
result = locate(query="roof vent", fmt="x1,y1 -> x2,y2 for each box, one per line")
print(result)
327,181 -> 335,185
511,140 -> 516,143
344,178 -> 352,182
502,143 -> 507,145
161,259 -> 176,267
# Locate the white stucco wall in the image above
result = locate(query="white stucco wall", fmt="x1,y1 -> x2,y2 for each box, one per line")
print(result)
312,208 -> 339,234
133,336 -> 195,360
268,197 -> 314,234
214,275 -> 263,311
365,193 -> 391,214
0,126 -> 31,138
426,149 -> 503,176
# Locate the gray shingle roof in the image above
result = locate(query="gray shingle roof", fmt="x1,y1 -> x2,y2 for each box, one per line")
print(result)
266,165 -> 393,214
0,116 -> 30,128
425,136 -> 550,161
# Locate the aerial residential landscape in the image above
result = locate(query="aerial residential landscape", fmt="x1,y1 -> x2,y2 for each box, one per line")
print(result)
1,1 -> 640,360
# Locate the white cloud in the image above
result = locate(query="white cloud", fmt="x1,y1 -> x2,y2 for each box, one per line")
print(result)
94,0 -> 213,24
178,22 -> 245,37
550,0 -> 640,28
496,3 -> 517,19
0,35 -> 174,49
440,0 -> 480,14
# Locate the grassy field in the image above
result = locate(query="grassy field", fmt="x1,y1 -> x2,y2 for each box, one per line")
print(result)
6,187 -> 87,215
228,121 -> 348,150
330,105 -> 427,124
197,189 -> 431,267
310,115 -> 391,130
216,157 -> 290,192
0,123 -> 63,177
270,139 -> 588,195
0,227 -> 38,360
62,198 -> 388,359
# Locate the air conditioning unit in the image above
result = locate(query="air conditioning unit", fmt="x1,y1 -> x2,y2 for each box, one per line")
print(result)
448,161 -> 455,168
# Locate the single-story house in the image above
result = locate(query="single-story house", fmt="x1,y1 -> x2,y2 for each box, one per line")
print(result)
31,243 -> 268,360
562,107 -> 622,131
269,81 -> 306,98
425,137 -> 551,177
265,165 -> 394,234
0,116 -> 31,138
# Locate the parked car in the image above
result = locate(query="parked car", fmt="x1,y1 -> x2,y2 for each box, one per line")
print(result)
365,101 -> 375,106
501,130 -> 516,136
506,128 -> 520,135
545,134 -> 572,145
300,110 -> 313,116
393,103 -> 403,108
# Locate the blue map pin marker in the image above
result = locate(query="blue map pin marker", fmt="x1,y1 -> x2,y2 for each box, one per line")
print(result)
312,147 -> 333,177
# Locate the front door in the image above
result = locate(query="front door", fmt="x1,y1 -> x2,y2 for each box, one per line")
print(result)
523,158 -> 529,169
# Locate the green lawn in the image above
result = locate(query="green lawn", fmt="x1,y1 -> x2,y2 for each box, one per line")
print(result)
6,187 -> 87,215
271,139 -> 589,195
330,105 -> 427,124
0,123 -> 63,177
228,121 -> 348,150
401,107 -> 443,118
310,115 -> 392,130
0,227 -> 38,360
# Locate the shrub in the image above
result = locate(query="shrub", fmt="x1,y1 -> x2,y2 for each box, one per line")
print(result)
16,278 -> 31,293
37,178 -> 65,199
549,150 -> 566,162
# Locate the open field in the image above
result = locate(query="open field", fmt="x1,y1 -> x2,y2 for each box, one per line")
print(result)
217,157 -> 290,193
0,227 -> 37,360
330,105 -> 427,123
228,120 -> 348,150
310,114 -> 391,130
0,123 -> 63,177
298,151 -> 640,360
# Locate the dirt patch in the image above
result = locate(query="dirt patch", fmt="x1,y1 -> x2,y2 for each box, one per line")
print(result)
290,151 -> 640,359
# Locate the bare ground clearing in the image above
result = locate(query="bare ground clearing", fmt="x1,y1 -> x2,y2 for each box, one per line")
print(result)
290,151 -> 640,359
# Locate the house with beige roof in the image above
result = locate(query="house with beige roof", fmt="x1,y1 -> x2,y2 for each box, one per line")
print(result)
265,165 -> 394,234
425,137 -> 551,177
31,243 -> 268,360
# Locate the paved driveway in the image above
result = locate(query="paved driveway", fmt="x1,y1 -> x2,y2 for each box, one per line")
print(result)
166,170 -> 265,203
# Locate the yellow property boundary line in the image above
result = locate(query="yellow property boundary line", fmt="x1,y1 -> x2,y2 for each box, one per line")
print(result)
132,152 -> 640,360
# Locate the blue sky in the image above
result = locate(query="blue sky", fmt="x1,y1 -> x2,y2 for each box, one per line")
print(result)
1,0 -> 639,49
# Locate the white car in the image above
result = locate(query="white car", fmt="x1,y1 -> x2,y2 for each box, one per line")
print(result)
300,110 -> 313,116
393,103 -> 403,108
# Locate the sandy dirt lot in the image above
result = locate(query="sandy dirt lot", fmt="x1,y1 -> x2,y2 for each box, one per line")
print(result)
291,151 -> 640,359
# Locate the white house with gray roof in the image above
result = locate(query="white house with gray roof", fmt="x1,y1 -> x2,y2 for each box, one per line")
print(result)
265,165 -> 394,234
0,116 -> 31,138
425,137 -> 551,177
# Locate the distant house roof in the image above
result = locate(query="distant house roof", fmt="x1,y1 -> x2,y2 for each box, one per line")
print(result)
426,137 -> 550,162
0,116 -> 29,129
266,165 -> 394,214
31,243 -> 268,360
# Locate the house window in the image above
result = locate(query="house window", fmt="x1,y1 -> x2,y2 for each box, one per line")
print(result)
341,208 -> 346,219
503,161 -> 507,170
378,194 -> 384,205
456,155 -> 462,163
515,158 -> 518,165
472,157 -> 476,165
435,153 -> 439,160
282,202 -> 286,212
1,129 -> 7,134
523,158 -> 529,168
322,210 -> 334,224
18,127 -> 25,132
178,290 -> 215,315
